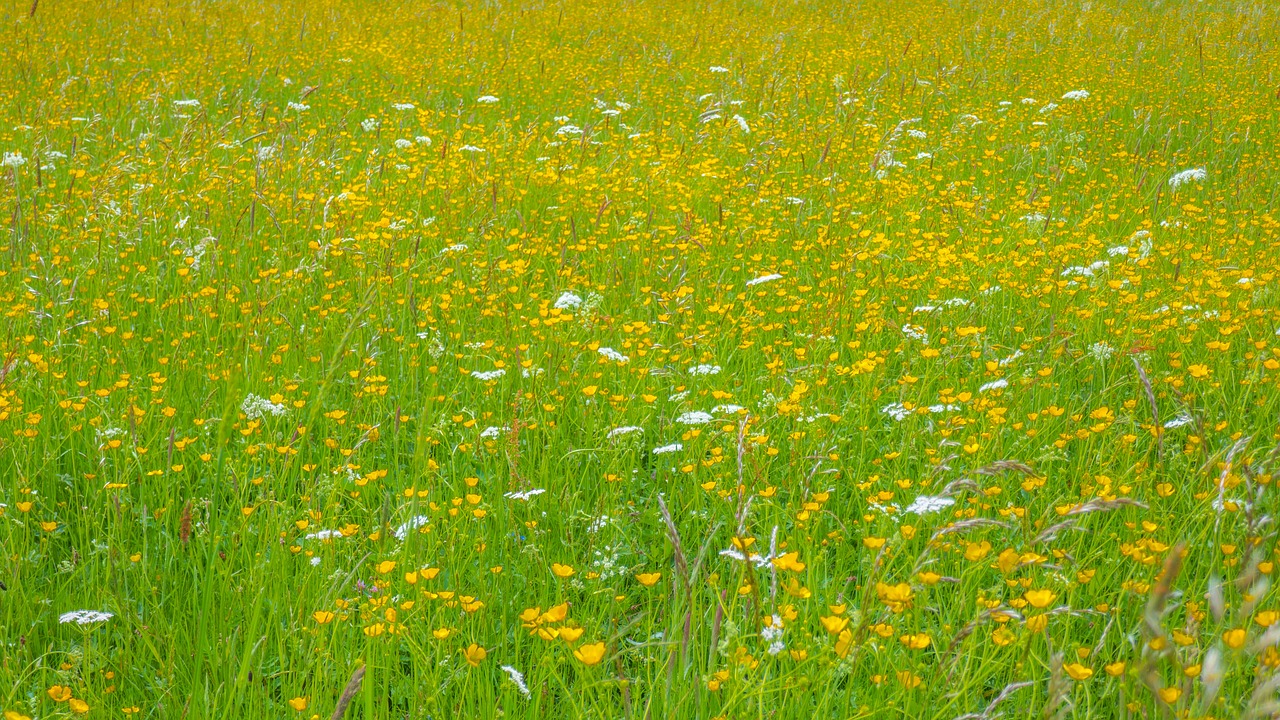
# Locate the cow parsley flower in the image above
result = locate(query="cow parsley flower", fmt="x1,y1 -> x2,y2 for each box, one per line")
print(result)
745,273 -> 782,287
1168,167 -> 1206,190
676,411 -> 713,425
554,291 -> 583,309
689,364 -> 721,375
471,369 -> 506,381
598,347 -> 629,363
501,665 -> 531,698
241,393 -> 286,420
608,425 -> 643,439
1061,89 -> 1090,100
652,442 -> 683,455
904,495 -> 955,515
59,610 -> 114,625
476,95 -> 500,104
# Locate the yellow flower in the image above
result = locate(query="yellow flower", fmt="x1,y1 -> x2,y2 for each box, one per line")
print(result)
432,627 -> 452,639
834,628 -> 855,658
376,560 -> 397,574
1224,628 -> 1247,649
1188,364 -> 1211,379
573,641 -> 607,665
1104,661 -> 1127,677
288,697 -> 308,711
875,582 -> 915,613
4,711 -> 33,720
862,536 -> 886,549
1063,663 -> 1093,681
312,611 -> 334,624
1256,610 -> 1280,627
551,563 -> 575,578
68,698 -> 89,715
899,633 -> 931,649
820,615 -> 849,634
462,643 -> 487,667
559,626 -> 585,643
48,685 -> 72,702
1024,589 -> 1056,608
635,572 -> 662,586
772,552 -> 806,572
1158,687 -> 1181,703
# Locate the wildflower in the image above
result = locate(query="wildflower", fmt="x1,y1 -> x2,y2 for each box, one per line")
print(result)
476,95 -> 500,104
1063,663 -> 1093,681
501,665 -> 531,697
676,411 -> 713,425
554,291 -> 583,309
551,563 -> 575,578
635,572 -> 661,586
462,644 -> 487,666
1024,589 -> 1056,608
597,347 -> 629,363
607,426 -> 643,439
470,369 -> 506,381
745,273 -> 782,287
651,443 -> 683,455
688,364 -> 722,375
573,642 -> 607,665
904,495 -> 955,515
1168,167 -> 1206,190
504,488 -> 545,501
288,697 -> 308,711
1061,89 -> 1090,100
979,378 -> 1008,393
240,393 -> 286,420
2,152 -> 26,168
58,610 -> 114,625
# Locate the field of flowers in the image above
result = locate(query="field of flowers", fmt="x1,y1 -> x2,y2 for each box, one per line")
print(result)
3,0 -> 1280,717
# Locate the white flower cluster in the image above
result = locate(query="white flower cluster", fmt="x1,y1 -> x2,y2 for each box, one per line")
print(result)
241,393 -> 286,420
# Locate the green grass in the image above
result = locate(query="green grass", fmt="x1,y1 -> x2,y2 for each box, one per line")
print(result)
3,0 -> 1280,717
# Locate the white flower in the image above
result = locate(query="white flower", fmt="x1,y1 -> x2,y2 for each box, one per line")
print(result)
745,273 -> 782,287
501,665 -> 531,698
554,291 -> 583,309
608,425 -> 644,439
1164,412 -> 1195,429
1061,89 -> 1090,100
1061,260 -> 1109,277
979,378 -> 1008,393
471,369 -> 506,381
652,442 -> 683,455
392,102 -> 416,111
1107,245 -> 1130,257
458,144 -> 485,153
305,529 -> 344,541
1168,167 -> 1207,190
241,393 -> 286,420
904,495 -> 955,515
59,610 -> 114,625
310,557 -> 322,566
479,426 -> 504,439
881,403 -> 911,422
676,411 -> 714,425
598,347 -> 629,363
2,151 -> 26,168
688,364 -> 721,376
1089,342 -> 1115,363
394,515 -> 430,540
394,138 -> 412,149
733,115 -> 750,133
360,118 -> 380,133
504,488 -> 546,501
555,124 -> 583,136
173,99 -> 201,107
902,324 -> 929,343
711,404 -> 745,414
476,95 -> 500,104
287,102 -> 310,112
709,65 -> 729,73
1039,102 -> 1058,114
415,136 -> 433,145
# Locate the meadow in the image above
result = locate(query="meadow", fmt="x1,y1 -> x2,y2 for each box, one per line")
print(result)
3,0 -> 1280,717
